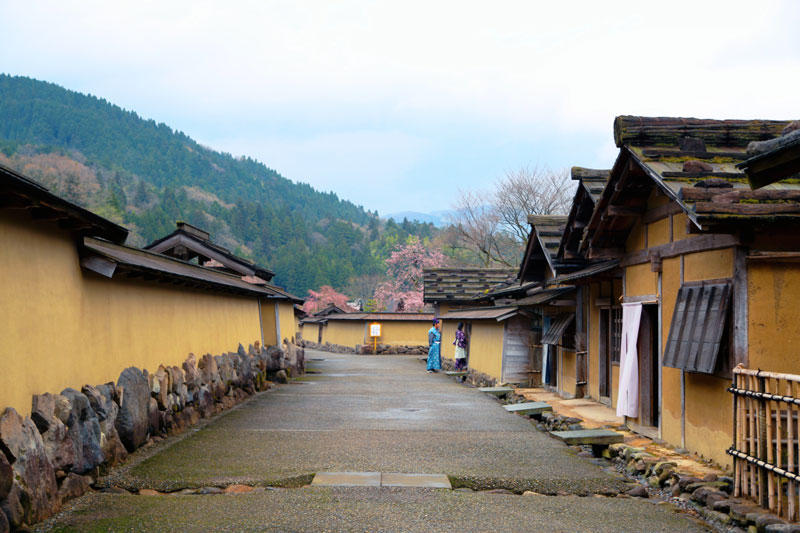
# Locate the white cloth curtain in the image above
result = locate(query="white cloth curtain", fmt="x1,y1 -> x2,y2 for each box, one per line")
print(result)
616,303 -> 642,418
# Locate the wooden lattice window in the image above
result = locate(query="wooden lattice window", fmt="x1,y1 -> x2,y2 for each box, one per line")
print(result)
611,307 -> 622,363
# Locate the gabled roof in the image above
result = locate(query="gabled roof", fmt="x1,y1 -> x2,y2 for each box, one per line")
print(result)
0,162 -> 128,244
145,222 -> 274,282
582,116 -> 800,257
314,304 -> 353,316
518,215 -> 583,282
423,268 -> 516,303
558,167 -> 609,260
81,237 -> 300,301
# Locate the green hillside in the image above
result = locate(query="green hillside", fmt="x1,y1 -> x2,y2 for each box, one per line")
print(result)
0,74 -> 436,295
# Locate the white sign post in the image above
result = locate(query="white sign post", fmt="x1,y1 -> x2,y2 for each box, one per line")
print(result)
369,323 -> 381,353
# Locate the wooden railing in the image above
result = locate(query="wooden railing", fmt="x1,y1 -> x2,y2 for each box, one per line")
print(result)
729,365 -> 800,520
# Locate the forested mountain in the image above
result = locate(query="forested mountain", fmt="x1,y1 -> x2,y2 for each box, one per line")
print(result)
0,74 -> 437,295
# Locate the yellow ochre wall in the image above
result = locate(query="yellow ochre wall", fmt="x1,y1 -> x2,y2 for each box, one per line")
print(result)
261,300 -> 278,346
0,213 -> 263,416
748,262 -> 800,373
276,301 -> 296,344
321,319 -> 431,348
465,321 -> 505,380
377,321 -> 430,346
321,321 -> 365,347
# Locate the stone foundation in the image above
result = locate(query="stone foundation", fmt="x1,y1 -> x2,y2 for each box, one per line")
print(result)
440,359 -> 497,387
301,341 -> 427,355
0,341 -> 303,531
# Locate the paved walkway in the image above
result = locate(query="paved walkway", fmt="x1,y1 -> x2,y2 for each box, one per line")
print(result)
40,350 -> 710,532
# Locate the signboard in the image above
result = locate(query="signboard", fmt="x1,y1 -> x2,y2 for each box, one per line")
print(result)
369,323 -> 381,337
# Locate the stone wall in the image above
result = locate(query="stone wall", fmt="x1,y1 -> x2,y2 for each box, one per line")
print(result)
0,341 -> 303,532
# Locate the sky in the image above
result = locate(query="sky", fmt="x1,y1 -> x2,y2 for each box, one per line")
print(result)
2,1 -> 799,215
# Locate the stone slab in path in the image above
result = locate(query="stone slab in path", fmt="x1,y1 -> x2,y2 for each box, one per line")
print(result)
312,472 -> 381,487
311,472 -> 451,488
479,386 -> 514,396
550,429 -> 624,446
504,402 -> 552,415
445,371 -> 468,377
381,473 -> 451,488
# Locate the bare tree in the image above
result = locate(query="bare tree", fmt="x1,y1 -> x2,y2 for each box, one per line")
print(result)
446,166 -> 574,267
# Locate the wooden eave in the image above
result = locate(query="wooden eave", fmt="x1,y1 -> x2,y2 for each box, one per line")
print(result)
0,162 -> 128,244
80,237 -> 301,302
580,148 -> 699,259
738,136 -> 800,189
145,230 -> 275,281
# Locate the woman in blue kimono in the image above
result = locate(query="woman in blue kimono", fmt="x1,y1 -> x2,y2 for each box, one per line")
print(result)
427,319 -> 442,373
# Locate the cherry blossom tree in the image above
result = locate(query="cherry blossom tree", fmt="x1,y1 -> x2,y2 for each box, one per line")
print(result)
373,237 -> 447,312
302,285 -> 356,314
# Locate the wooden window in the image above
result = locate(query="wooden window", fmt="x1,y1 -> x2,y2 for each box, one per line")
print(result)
611,307 -> 622,363
663,281 -> 732,375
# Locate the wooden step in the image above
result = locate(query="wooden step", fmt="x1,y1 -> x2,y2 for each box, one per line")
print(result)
504,402 -> 552,416
478,386 -> 514,396
550,429 -> 624,446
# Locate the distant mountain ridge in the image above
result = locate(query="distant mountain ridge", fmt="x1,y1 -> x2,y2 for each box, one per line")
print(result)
0,74 -> 437,295
383,210 -> 456,227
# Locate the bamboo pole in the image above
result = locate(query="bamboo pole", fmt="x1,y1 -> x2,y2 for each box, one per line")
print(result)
766,377 -> 775,512
750,374 -> 758,499
736,367 -> 800,382
735,372 -> 742,497
775,377 -> 783,517
786,381 -> 797,520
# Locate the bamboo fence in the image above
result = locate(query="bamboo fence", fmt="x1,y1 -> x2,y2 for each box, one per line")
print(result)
729,365 -> 800,521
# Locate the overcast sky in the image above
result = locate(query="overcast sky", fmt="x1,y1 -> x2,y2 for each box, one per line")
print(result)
2,1 -> 799,215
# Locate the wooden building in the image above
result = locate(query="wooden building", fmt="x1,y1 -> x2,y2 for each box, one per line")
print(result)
0,163 -> 300,415
559,116 -> 800,466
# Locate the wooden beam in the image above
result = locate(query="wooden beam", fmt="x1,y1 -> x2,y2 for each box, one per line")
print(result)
606,205 -> 644,217
641,149 -> 748,160
588,246 -> 625,260
642,202 -> 683,224
29,206 -> 66,221
620,233 -> 740,267
694,202 -> 800,215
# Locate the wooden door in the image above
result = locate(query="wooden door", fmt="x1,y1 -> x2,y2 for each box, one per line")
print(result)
318,324 -> 323,344
502,316 -> 532,383
637,304 -> 659,427
599,309 -> 610,398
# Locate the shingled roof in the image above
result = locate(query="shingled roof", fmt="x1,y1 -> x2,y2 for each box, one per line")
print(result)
423,268 -> 516,303
582,116 -> 800,257
558,167 -> 609,260
518,215 -> 583,282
